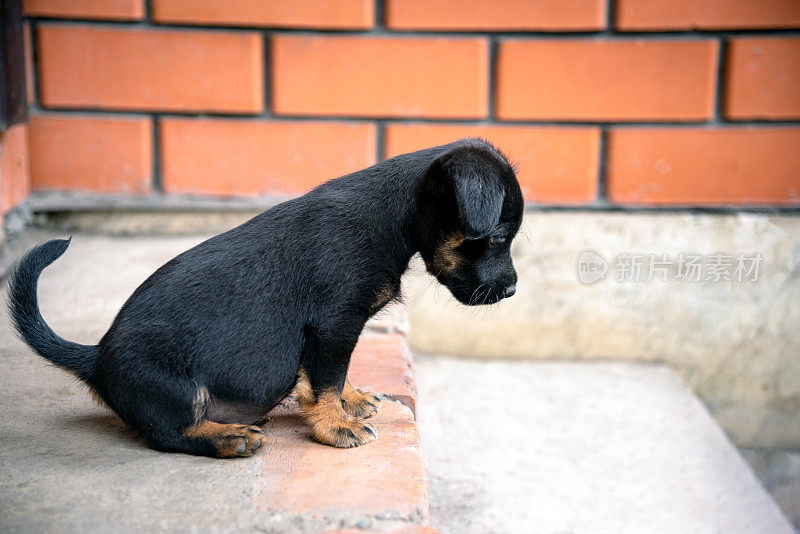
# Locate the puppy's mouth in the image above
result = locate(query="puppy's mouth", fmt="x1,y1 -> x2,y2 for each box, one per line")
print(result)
464,291 -> 505,306
438,276 -> 508,306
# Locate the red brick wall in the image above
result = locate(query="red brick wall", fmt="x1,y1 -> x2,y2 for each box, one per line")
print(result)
0,124 -> 31,214
21,0 -> 800,207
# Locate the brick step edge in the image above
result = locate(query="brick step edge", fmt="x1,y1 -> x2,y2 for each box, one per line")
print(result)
248,302 -> 435,533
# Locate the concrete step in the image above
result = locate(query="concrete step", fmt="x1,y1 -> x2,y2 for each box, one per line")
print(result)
415,356 -> 795,534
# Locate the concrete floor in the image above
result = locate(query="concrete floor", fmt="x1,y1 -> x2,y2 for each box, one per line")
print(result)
0,232 -> 794,533
0,233 -> 274,532
415,355 -> 794,534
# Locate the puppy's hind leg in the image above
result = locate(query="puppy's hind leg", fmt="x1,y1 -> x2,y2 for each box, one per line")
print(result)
182,420 -> 266,458
107,371 -> 266,458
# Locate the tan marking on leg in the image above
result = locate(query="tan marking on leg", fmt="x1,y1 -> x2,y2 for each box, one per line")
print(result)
301,389 -> 377,448
370,285 -> 395,313
295,367 -> 314,407
183,420 -> 266,458
342,380 -> 381,419
192,386 -> 210,425
430,231 -> 465,273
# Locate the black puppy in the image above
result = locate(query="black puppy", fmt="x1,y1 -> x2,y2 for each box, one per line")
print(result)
8,138 -> 523,458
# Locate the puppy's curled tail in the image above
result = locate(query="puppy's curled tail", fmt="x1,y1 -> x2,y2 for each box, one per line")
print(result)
7,238 -> 98,381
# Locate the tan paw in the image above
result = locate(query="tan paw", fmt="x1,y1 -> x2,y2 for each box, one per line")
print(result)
315,418 -> 377,448
342,383 -> 382,419
302,390 -> 378,448
185,421 -> 266,458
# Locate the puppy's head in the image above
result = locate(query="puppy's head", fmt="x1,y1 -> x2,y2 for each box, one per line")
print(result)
418,139 -> 524,306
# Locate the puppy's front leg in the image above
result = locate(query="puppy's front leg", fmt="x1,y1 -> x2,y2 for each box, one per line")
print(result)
296,325 -> 377,448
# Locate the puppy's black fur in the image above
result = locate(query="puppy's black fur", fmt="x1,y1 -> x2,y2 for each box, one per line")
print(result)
8,138 -> 523,458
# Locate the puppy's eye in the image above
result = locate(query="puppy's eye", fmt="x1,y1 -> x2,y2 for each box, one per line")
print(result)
489,236 -> 507,246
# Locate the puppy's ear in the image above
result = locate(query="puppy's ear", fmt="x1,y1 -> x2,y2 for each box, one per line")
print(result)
452,172 -> 504,240
426,147 -> 505,240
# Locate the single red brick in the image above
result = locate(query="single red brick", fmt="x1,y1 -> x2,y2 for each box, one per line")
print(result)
616,0 -> 800,30
1,123 -> 30,213
160,118 -> 375,196
350,333 -> 417,416
29,115 -> 152,194
607,128 -> 800,205
271,35 -> 488,118
496,39 -> 718,121
725,37 -> 800,120
385,123 -> 600,203
24,0 -> 144,20
38,25 -> 263,113
386,0 -> 604,31
152,0 -> 373,29
253,401 -> 428,522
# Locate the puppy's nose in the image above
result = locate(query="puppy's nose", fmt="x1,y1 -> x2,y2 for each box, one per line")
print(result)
504,285 -> 516,298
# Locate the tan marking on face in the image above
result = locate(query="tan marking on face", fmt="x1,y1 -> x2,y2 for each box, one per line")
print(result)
430,231 -> 465,274
300,388 -> 377,448
183,420 -> 266,458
